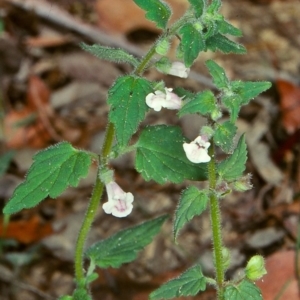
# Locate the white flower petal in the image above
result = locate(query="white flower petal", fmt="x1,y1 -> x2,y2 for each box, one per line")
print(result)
183,136 -> 211,163
167,62 -> 190,78
146,91 -> 166,111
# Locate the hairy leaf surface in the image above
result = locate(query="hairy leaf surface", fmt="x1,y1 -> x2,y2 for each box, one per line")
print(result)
3,142 -> 91,214
150,265 -> 206,299
135,125 -> 207,184
133,0 -> 171,29
86,215 -> 168,268
174,186 -> 209,239
108,75 -> 152,147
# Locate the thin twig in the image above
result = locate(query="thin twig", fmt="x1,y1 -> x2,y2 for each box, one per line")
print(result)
4,0 -> 213,88
4,0 -> 144,57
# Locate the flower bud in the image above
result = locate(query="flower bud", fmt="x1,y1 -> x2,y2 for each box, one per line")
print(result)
216,181 -> 231,198
155,39 -> 170,55
232,174 -> 253,192
245,255 -> 267,281
211,109 -> 222,121
200,126 -> 214,139
193,21 -> 203,31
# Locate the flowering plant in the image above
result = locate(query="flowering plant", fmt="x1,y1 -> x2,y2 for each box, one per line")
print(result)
3,0 -> 271,299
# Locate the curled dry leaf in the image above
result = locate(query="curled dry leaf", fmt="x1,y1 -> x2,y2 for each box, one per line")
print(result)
0,215 -> 53,244
4,76 -> 55,149
277,79 -> 300,134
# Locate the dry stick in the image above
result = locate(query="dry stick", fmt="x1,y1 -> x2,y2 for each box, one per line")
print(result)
5,0 -> 214,88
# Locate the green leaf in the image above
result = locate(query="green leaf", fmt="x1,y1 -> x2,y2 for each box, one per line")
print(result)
135,125 -> 207,184
222,93 -> 244,123
206,0 -> 222,14
224,280 -> 263,300
174,186 -> 209,240
3,142 -> 92,214
86,215 -> 168,268
108,75 -> 153,147
217,19 -> 243,37
222,81 -> 271,123
0,150 -> 15,176
80,43 -> 139,67
188,0 -> 206,18
173,87 -> 195,101
178,90 -> 217,117
179,23 -> 205,67
217,135 -> 247,181
214,121 -> 237,153
149,265 -> 206,299
231,80 -> 272,105
133,0 -> 171,29
206,33 -> 246,54
205,60 -> 229,90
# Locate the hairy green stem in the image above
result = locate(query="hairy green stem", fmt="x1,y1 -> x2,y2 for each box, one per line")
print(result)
74,123 -> 115,282
208,141 -> 225,299
73,27 -> 165,283
73,9 -> 194,289
135,14 -> 193,75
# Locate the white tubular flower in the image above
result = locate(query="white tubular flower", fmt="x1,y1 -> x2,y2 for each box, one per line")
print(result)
146,90 -> 166,111
146,88 -> 183,111
102,182 -> 134,218
183,136 -> 211,163
167,62 -> 190,78
164,88 -> 183,110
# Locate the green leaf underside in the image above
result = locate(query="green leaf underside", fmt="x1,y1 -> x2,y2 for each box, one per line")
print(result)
222,81 -> 271,122
3,142 -> 91,214
206,34 -> 246,54
86,215 -> 168,268
214,121 -> 237,153
149,265 -> 206,300
108,75 -> 152,147
231,81 -> 272,105
222,93 -> 243,123
188,0 -> 205,18
218,135 -> 247,181
224,280 -> 263,300
178,90 -> 217,117
205,60 -> 229,90
80,43 -> 139,67
174,186 -> 209,239
135,125 -> 207,184
179,23 -> 205,67
207,0 -> 222,13
133,0 -> 171,29
217,19 -> 242,37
